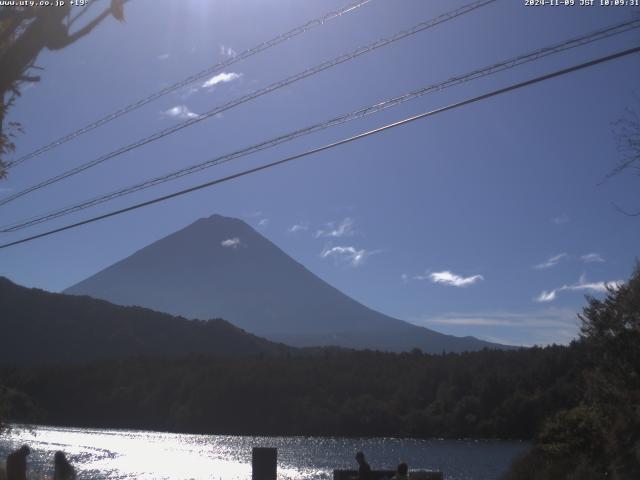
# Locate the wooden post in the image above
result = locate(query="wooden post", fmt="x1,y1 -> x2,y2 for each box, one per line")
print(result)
252,447 -> 277,480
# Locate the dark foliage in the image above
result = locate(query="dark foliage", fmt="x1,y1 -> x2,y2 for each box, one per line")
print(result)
0,344 -> 585,439
503,264 -> 640,479
0,276 -> 292,365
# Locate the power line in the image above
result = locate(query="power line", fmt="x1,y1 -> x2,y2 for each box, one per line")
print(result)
1,44 -> 638,251
5,0 -> 375,170
2,17 -> 638,233
0,0 -> 497,207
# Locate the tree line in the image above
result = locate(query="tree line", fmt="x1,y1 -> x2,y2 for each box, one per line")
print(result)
1,344 -> 583,440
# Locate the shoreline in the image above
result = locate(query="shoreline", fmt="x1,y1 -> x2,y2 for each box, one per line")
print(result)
3,422 -> 533,444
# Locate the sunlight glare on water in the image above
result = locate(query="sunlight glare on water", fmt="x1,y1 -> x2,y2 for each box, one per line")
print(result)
0,425 -> 528,480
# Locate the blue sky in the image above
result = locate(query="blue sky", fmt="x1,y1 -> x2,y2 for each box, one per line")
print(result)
1,0 -> 639,346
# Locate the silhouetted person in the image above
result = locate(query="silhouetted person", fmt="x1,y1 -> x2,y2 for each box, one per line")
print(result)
392,462 -> 409,480
53,451 -> 76,480
354,451 -> 372,480
5,445 -> 30,480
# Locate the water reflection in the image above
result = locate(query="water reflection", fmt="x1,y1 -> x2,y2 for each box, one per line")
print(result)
0,425 -> 528,480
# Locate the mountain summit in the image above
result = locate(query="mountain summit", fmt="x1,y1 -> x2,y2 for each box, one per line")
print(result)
65,214 -> 506,352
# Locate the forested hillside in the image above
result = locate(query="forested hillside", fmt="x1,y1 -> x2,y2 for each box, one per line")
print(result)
0,276 -> 291,365
1,345 -> 583,439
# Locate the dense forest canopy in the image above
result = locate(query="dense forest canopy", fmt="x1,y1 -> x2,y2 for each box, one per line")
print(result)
1,345 -> 582,440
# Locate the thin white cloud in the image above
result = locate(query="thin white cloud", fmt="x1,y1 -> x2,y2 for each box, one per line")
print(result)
552,214 -> 569,225
425,314 -> 570,328
219,45 -> 237,58
411,272 -> 430,281
412,309 -> 581,346
535,276 -> 623,303
431,317 -> 515,326
202,72 -> 242,89
533,253 -> 567,270
428,271 -> 484,288
258,218 -> 269,227
221,237 -> 241,249
536,290 -> 557,302
157,53 -> 170,60
581,253 -> 605,263
566,281 -> 619,293
162,105 -> 199,120
288,222 -> 309,233
321,245 -> 370,267
401,273 -> 409,283
315,218 -> 354,238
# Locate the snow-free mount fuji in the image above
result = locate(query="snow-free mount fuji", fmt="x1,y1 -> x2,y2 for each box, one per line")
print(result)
65,214 -> 508,353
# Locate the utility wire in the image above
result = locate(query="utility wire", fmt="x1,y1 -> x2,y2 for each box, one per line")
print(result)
0,0 -> 497,207
2,17 -> 638,233
5,0 -> 375,170
1,44 -> 638,251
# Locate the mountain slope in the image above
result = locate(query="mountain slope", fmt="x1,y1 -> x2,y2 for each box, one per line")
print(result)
65,214 -> 507,353
0,276 -> 291,365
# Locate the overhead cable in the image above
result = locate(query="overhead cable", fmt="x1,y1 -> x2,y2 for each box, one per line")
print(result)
3,17 -> 638,233
1,44 -> 638,250
0,0 -> 497,207
5,0 -> 376,169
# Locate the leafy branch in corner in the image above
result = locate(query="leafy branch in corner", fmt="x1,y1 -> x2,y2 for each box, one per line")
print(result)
0,0 -> 127,178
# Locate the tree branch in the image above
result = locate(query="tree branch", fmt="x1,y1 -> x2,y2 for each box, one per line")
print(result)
67,0 -> 101,28
62,0 -> 129,47
19,74 -> 40,83
612,202 -> 640,217
51,7 -> 112,49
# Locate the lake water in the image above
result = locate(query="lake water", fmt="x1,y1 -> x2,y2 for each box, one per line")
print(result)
0,425 -> 528,480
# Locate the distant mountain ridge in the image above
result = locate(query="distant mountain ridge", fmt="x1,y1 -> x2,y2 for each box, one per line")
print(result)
65,214 -> 509,353
0,276 -> 291,365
